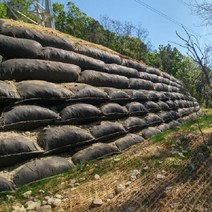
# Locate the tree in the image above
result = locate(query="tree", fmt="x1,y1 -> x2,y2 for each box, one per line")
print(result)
0,3 -> 7,18
189,0 -> 212,25
157,44 -> 184,76
53,3 -> 67,32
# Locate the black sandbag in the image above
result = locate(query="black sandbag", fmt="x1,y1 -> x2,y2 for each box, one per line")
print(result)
147,91 -> 160,102
42,47 -> 105,71
76,45 -> 122,64
168,85 -> 179,93
0,81 -> 20,102
78,70 -> 129,89
154,83 -> 169,91
145,113 -> 163,126
157,123 -> 170,132
0,34 -> 43,59
166,100 -> 178,110
158,111 -> 175,123
132,91 -> 149,102
17,80 -> 73,101
0,55 -> 2,63
100,103 -> 128,119
38,126 -> 94,153
122,59 -> 146,72
159,92 -> 170,101
174,100 -> 183,108
114,134 -> 144,151
157,101 -> 170,111
161,72 -> 171,80
0,134 -> 43,167
144,101 -> 160,112
158,76 -> 170,85
104,64 -> 139,78
142,127 -> 161,139
148,74 -> 159,83
72,143 -> 120,164
124,117 -> 147,132
146,67 -> 161,76
129,78 -> 154,90
126,102 -> 148,116
139,72 -> 152,81
59,103 -> 102,124
168,120 -> 180,129
0,105 -> 59,131
0,23 -> 75,51
68,84 -> 109,103
103,88 -> 131,102
0,177 -> 15,192
13,156 -> 75,187
0,59 -> 81,83
90,121 -> 126,142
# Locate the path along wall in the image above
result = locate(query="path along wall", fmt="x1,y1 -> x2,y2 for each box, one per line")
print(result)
0,19 -> 200,191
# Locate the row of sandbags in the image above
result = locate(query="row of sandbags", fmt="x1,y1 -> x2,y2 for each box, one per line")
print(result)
0,108 -> 200,169
0,111 -> 198,191
0,100 -> 199,131
0,32 -> 182,87
0,80 -> 195,106
0,58 -> 182,91
0,21 -> 180,87
0,22 -> 186,88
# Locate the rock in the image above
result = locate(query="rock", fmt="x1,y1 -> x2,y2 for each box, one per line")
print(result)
79,177 -> 86,181
44,196 -> 51,201
12,205 -> 26,212
55,194 -> 62,199
6,195 -> 15,201
91,199 -> 103,208
132,169 -> 140,176
94,174 -> 100,180
69,179 -> 76,188
178,152 -> 185,158
26,201 -> 41,210
130,175 -> 137,182
40,205 -> 52,212
156,174 -> 165,179
125,181 -> 132,187
22,191 -> 32,198
115,184 -> 125,194
42,200 -> 48,205
47,197 -> 55,205
39,189 -> 45,194
114,158 -> 121,162
57,209 -> 65,212
52,198 -> 62,207
143,166 -> 149,171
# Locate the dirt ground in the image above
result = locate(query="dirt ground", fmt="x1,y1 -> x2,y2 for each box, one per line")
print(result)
53,129 -> 212,212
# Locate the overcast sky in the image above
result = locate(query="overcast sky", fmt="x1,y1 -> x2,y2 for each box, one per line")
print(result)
52,0 -> 212,53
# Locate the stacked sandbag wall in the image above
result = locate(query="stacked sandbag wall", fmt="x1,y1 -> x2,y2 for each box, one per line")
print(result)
0,19 -> 200,191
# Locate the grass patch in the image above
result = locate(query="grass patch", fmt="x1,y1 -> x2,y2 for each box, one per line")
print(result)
0,109 -> 211,209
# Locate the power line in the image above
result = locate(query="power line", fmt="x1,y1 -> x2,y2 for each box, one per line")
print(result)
134,0 -> 203,38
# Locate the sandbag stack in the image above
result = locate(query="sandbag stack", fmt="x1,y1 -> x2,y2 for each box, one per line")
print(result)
0,19 -> 200,191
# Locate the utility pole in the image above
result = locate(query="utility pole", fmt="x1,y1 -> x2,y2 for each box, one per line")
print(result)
4,0 -> 55,28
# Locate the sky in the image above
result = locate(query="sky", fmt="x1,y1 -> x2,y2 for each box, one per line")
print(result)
52,0 -> 212,53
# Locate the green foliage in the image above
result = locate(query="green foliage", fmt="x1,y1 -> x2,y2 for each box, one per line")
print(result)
52,1 -> 149,62
0,3 -> 7,18
158,44 -> 184,75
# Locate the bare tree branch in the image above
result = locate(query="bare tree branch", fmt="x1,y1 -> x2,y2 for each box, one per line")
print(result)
175,27 -> 211,87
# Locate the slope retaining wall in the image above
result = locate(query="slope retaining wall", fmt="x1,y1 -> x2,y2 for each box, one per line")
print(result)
0,20 -> 200,191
